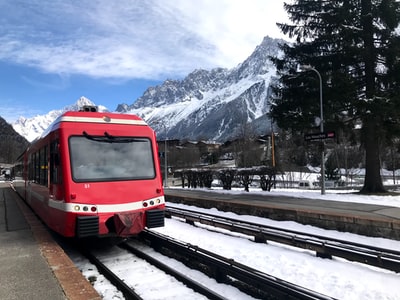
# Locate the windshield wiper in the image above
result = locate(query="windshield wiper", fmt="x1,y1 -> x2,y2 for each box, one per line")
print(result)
82,131 -> 147,143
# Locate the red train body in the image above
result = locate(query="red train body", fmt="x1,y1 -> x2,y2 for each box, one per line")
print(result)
13,108 -> 165,238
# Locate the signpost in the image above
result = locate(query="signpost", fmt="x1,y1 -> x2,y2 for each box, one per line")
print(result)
304,131 -> 335,142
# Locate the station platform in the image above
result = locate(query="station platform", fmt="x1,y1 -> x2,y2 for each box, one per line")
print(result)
165,188 -> 400,240
0,182 -> 100,300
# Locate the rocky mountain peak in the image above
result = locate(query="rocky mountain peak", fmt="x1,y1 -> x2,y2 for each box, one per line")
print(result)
10,35 -> 284,143
124,35 -> 282,141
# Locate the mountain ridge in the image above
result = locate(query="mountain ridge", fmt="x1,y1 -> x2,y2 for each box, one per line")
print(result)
9,35 -> 284,142
11,97 -> 107,142
118,36 -> 283,141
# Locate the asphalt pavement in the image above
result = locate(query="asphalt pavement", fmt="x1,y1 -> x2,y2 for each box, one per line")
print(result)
0,182 -> 66,300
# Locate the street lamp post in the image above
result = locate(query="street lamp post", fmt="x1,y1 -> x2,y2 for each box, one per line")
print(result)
299,65 -> 325,195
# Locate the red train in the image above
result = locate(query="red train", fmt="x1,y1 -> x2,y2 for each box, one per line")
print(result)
13,106 -> 165,238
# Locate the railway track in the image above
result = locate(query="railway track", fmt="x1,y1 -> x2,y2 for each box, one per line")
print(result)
138,230 -> 335,300
80,248 -> 143,300
119,241 -> 227,300
77,231 -> 335,300
165,206 -> 400,273
69,205 -> 399,299
78,241 -> 217,300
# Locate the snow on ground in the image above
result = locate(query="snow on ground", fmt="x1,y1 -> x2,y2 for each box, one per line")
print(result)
72,187 -> 400,300
156,213 -> 400,300
212,186 -> 400,208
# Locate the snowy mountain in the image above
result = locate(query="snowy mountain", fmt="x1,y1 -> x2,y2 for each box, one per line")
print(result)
11,36 -> 283,142
12,97 -> 108,142
118,36 -> 283,141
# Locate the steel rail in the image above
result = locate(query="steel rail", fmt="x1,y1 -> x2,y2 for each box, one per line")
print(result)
79,248 -> 143,300
139,230 -> 336,300
119,241 -> 227,300
165,206 -> 400,273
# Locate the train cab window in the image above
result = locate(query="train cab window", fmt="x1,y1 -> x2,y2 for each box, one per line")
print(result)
69,135 -> 156,182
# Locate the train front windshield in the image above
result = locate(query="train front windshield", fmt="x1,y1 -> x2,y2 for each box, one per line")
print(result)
69,133 -> 156,182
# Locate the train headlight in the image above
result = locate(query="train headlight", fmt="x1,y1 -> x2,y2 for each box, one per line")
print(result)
83,206 -> 88,212
74,205 -> 80,211
150,200 -> 154,205
156,198 -> 161,204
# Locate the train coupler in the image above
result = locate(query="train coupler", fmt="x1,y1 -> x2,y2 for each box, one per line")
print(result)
114,212 -> 144,237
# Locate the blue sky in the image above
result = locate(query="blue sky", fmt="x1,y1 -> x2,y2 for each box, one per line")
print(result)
0,0 -> 288,122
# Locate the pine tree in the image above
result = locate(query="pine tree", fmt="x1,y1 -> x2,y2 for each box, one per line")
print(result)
270,0 -> 400,193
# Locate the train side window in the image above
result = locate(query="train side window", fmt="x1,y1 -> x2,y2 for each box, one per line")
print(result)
50,140 -> 62,184
34,151 -> 40,183
28,153 -> 34,181
40,146 -> 48,186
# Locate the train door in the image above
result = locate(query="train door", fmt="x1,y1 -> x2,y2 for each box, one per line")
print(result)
25,145 -> 50,222
39,146 -> 49,216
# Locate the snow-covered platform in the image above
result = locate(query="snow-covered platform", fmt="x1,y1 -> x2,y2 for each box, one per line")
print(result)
164,188 -> 400,240
0,182 -> 100,300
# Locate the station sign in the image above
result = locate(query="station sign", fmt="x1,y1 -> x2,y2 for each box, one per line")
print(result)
304,131 -> 335,141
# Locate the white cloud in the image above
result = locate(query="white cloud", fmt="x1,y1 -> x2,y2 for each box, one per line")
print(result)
169,0 -> 287,65
0,100 -> 43,123
0,0 -> 288,80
